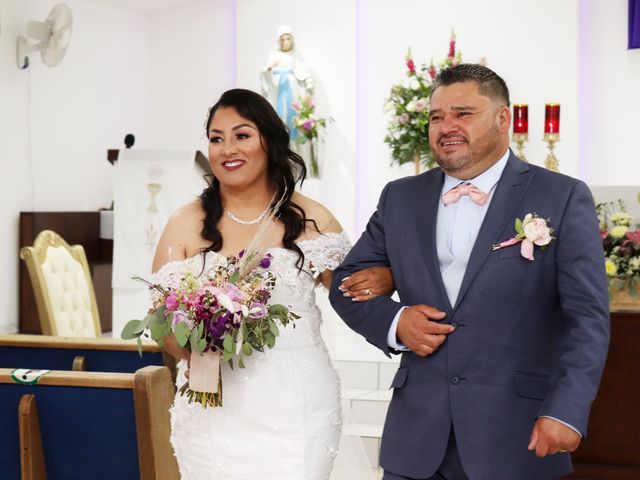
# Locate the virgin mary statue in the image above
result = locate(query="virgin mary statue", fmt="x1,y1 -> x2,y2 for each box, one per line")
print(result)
260,25 -> 314,141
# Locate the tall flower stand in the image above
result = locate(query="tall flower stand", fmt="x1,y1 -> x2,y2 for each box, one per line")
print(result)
298,138 -> 321,179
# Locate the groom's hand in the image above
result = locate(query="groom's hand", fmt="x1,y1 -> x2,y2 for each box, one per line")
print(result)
397,305 -> 453,357
528,417 -> 581,457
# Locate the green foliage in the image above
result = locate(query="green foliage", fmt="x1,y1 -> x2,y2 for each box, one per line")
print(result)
174,321 -> 190,347
120,319 -> 142,340
597,199 -> 640,281
384,34 -> 482,170
515,218 -> 523,235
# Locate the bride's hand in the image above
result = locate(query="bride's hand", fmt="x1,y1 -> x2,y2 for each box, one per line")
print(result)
338,267 -> 394,302
163,333 -> 190,363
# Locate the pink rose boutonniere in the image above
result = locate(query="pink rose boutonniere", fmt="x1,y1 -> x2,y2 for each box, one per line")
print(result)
493,213 -> 555,261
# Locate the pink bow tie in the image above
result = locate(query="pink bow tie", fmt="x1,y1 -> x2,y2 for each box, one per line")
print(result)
442,182 -> 488,206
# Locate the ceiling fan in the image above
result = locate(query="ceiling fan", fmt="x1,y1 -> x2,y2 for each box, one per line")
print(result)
17,4 -> 73,69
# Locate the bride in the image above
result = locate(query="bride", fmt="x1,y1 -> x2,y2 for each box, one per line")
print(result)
151,89 -> 392,479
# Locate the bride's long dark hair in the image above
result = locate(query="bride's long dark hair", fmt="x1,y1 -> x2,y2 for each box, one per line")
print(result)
200,88 -> 314,269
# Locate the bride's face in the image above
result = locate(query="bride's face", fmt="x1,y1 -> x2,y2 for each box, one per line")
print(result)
207,106 -> 269,190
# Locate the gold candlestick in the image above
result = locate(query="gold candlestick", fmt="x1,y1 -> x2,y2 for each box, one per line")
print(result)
512,133 -> 529,162
544,133 -> 560,172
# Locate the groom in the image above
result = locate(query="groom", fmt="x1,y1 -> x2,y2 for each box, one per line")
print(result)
330,64 -> 610,480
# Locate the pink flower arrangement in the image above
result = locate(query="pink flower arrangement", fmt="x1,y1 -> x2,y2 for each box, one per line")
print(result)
597,200 -> 640,295
291,95 -> 331,177
384,30 -> 476,170
122,252 -> 298,407
493,213 -> 555,261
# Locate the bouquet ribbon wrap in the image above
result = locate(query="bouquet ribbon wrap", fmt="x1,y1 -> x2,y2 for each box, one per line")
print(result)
189,350 -> 221,394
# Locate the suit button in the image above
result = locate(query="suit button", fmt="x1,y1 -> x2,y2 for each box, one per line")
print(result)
451,376 -> 460,385
451,322 -> 458,329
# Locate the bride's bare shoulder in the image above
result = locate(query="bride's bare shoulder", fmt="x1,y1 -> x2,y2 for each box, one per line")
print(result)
292,192 -> 342,237
169,199 -> 205,227
152,199 -> 206,272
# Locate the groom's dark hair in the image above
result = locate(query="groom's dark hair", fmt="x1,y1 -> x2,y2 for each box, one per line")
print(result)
431,64 -> 510,107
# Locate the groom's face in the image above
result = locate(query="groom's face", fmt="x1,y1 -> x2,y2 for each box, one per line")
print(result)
428,81 -> 510,179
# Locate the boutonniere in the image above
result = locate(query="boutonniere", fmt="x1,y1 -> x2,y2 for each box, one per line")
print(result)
492,213 -> 555,261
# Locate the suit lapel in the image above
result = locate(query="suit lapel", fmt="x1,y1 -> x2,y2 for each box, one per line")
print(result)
415,169 -> 453,311
453,154 -> 533,310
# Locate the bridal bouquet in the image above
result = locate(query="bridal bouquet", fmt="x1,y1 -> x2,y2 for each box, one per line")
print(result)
121,249 -> 299,408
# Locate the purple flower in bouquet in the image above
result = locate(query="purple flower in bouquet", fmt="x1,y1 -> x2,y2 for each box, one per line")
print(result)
259,253 -> 273,269
171,309 -> 190,328
248,302 -> 268,319
225,283 -> 245,303
206,313 -> 233,342
121,227 -> 300,408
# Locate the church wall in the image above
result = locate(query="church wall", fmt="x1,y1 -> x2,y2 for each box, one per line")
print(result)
0,0 -> 148,333
0,0 -> 636,333
146,0 -> 236,153
578,0 -> 640,186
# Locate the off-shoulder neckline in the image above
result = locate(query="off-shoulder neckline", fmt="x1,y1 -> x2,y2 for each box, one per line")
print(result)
153,231 -> 349,278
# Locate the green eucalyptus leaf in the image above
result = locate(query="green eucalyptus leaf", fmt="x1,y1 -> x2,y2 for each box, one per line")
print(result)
152,305 -> 167,322
121,320 -> 143,340
268,319 -> 280,337
149,321 -> 168,342
242,342 -> 253,356
133,316 -> 150,335
238,358 -> 245,369
268,304 -> 286,319
196,321 -> 205,338
196,338 -> 207,353
149,305 -> 166,325
265,332 -> 276,349
223,334 -> 234,353
222,349 -> 233,362
174,321 -> 190,347
189,329 -> 200,352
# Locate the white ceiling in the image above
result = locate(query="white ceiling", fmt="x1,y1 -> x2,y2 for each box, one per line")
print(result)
84,0 -> 197,14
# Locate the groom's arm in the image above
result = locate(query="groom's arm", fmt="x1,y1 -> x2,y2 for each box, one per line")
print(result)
538,181 -> 610,438
330,184 -> 406,357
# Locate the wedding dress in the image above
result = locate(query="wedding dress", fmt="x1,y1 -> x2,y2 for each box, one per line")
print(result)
151,232 -> 352,480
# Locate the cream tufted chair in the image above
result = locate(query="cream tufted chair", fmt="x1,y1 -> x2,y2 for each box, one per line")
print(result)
20,230 -> 101,337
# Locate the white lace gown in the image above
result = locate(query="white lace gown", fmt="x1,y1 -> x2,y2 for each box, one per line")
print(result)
151,232 -> 351,480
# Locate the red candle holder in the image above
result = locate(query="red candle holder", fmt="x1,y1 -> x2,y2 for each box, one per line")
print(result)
512,104 -> 529,162
513,104 -> 528,134
543,103 -> 560,171
544,104 -> 560,134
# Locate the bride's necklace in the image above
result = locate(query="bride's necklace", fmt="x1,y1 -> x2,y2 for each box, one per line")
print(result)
225,194 -> 275,225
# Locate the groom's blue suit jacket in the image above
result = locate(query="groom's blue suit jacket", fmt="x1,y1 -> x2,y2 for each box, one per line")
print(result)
330,154 -> 610,480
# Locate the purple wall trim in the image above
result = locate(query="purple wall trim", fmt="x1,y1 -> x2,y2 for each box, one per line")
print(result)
630,0 -> 640,49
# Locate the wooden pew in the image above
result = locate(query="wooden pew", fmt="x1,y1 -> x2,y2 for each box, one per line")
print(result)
1,366 -> 178,480
0,334 -> 174,379
20,394 -> 47,480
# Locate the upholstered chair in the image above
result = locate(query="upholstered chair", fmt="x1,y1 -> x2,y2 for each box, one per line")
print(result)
20,230 -> 101,337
